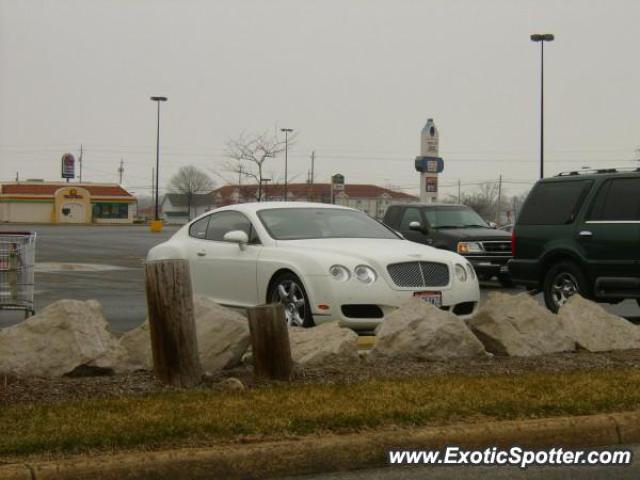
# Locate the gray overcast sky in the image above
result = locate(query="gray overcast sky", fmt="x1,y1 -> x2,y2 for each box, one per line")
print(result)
1,0 -> 639,198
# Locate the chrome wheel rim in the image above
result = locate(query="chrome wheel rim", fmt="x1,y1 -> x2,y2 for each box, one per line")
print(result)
271,280 -> 306,327
551,272 -> 579,308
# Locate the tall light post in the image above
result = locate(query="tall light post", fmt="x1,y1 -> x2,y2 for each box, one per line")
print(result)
150,96 -> 167,223
280,128 -> 293,200
530,33 -> 554,179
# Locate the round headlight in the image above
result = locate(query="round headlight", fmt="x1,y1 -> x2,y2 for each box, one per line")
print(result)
455,263 -> 468,282
466,262 -> 476,279
354,265 -> 377,284
329,265 -> 350,282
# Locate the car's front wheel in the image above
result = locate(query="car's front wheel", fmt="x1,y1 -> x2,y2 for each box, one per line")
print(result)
543,260 -> 590,313
268,272 -> 314,328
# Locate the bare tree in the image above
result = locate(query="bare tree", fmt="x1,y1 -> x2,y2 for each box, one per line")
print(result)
224,131 -> 296,201
168,166 -> 215,220
446,182 -> 503,222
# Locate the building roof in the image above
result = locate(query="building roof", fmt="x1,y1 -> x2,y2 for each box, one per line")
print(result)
0,182 -> 133,197
213,183 -> 417,201
163,193 -> 215,207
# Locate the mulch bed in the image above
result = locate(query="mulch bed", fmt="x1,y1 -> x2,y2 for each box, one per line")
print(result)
3,349 -> 640,406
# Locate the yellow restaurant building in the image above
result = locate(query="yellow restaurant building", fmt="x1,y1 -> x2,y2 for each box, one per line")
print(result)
0,182 -> 136,224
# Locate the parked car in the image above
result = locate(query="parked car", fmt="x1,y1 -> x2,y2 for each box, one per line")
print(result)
508,168 -> 640,312
383,204 -> 514,287
147,202 -> 480,330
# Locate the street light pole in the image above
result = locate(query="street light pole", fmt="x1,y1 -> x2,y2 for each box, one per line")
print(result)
530,33 -> 554,179
150,96 -> 167,221
280,128 -> 293,201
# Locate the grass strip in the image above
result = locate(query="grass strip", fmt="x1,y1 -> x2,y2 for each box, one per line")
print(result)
2,368 -> 640,458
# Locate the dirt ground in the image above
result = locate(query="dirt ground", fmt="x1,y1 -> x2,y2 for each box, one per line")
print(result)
3,349 -> 640,406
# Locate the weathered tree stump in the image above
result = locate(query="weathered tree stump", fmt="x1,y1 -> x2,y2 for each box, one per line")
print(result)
145,259 -> 202,387
247,304 -> 293,381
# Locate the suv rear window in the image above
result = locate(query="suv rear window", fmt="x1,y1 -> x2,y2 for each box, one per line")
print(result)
518,180 -> 592,225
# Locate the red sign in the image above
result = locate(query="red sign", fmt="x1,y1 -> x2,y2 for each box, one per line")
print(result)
61,153 -> 75,179
425,176 -> 438,193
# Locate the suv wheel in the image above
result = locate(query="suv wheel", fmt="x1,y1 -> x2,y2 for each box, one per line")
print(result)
543,261 -> 590,313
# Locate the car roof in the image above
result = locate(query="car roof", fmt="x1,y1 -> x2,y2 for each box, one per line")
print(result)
213,201 -> 356,214
545,167 -> 640,182
388,203 -> 468,208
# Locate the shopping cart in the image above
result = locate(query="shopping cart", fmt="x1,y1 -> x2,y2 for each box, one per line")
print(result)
0,232 -> 36,319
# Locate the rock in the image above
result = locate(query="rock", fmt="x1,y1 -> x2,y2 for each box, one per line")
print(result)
118,321 -> 151,370
217,377 -> 245,391
119,295 -> 250,373
0,300 -> 128,377
468,292 -> 575,356
371,298 -> 487,361
558,295 -> 640,352
289,322 -> 359,365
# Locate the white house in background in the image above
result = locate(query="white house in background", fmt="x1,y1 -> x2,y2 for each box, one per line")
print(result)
160,193 -> 215,224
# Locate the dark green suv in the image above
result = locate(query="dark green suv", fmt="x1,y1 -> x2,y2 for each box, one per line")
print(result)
508,168 -> 640,312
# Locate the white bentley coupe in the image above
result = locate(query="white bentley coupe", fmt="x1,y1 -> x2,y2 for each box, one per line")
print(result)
147,202 -> 480,330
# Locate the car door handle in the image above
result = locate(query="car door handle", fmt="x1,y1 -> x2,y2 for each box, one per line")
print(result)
197,251 -> 207,257
578,231 -> 593,238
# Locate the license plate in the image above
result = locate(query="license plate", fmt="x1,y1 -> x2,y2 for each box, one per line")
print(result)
413,291 -> 442,307
500,265 -> 509,273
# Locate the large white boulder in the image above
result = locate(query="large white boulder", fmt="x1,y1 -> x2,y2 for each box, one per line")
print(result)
468,292 -> 575,356
288,322 -> 359,366
0,299 -> 128,377
558,295 -> 640,352
371,298 -> 488,361
119,295 -> 250,373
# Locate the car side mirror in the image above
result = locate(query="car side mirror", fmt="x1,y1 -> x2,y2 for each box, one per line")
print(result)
223,230 -> 249,250
409,221 -> 427,234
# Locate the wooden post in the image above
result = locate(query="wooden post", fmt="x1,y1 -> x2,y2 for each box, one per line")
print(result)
145,259 -> 202,387
247,304 -> 293,381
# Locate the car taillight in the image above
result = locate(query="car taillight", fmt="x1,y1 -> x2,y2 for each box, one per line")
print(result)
511,229 -> 516,256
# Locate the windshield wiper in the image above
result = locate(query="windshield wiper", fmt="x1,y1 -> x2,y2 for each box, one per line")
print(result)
434,225 -> 463,229
462,224 -> 488,228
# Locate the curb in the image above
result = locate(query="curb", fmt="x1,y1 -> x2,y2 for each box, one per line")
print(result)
2,410 -> 640,480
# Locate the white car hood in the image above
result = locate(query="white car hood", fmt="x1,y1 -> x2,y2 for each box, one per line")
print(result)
278,238 -> 457,268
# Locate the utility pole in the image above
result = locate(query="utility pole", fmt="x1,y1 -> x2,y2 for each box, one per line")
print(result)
78,144 -> 83,183
151,166 -> 155,210
307,151 -> 316,201
457,179 -> 461,203
496,175 -> 503,225
310,151 -> 315,185
280,128 -> 293,201
118,158 -> 124,184
15,172 -> 19,182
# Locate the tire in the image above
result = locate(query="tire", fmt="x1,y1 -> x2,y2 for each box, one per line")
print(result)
268,272 -> 315,328
543,260 -> 590,313
637,299 -> 640,309
497,273 -> 515,288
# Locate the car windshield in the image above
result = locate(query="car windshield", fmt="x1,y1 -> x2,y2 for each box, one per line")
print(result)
257,208 -> 400,240
424,206 -> 488,229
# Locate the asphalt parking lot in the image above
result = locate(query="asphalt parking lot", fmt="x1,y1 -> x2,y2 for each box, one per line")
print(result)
0,224 -> 637,331
0,224 -> 178,331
